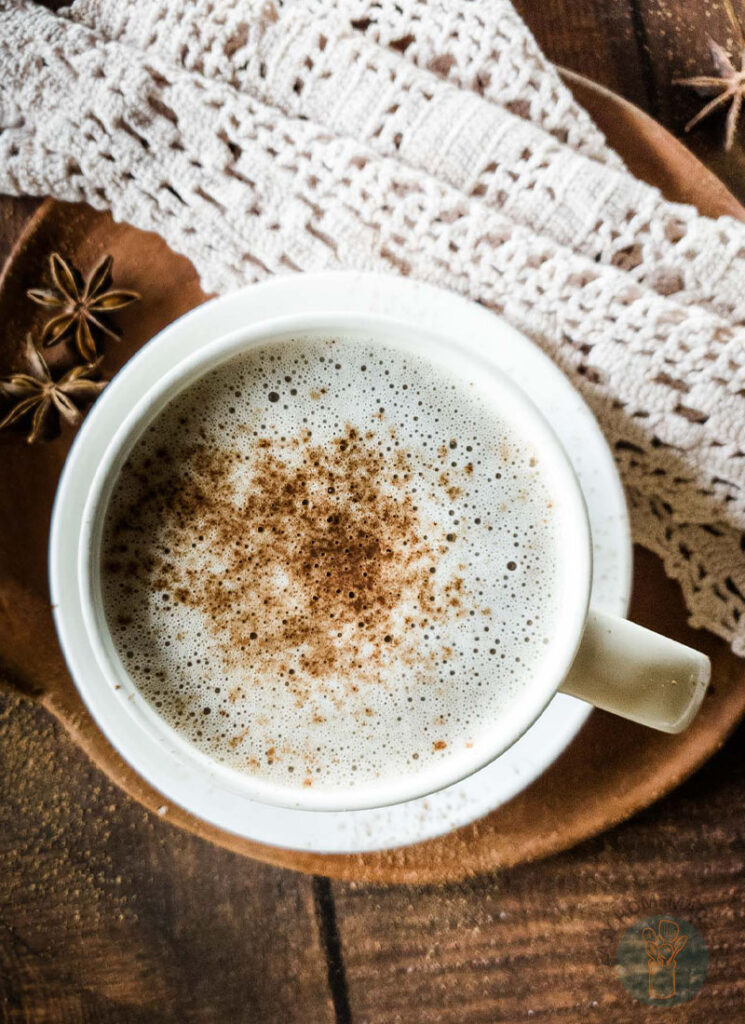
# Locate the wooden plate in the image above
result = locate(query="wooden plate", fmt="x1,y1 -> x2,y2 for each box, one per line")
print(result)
1,74 -> 743,884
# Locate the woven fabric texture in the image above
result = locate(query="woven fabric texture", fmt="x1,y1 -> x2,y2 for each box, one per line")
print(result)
2,0 -> 745,652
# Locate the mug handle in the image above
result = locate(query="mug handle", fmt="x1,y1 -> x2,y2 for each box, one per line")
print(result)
559,610 -> 711,734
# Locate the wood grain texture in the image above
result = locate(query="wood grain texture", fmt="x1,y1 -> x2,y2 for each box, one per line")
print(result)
0,693 -> 335,1024
2,1 -> 745,1021
513,0 -> 649,106
332,722 -> 745,1023
530,0 -> 745,203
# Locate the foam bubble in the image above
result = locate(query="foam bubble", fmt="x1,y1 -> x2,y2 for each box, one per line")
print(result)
101,335 -> 559,795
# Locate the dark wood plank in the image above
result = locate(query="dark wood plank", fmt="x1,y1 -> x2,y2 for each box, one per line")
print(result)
332,720 -> 745,1023
627,0 -> 745,202
513,0 -> 649,107
0,693 -> 335,1024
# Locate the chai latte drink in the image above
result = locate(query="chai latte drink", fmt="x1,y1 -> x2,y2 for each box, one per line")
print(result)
100,336 -> 559,796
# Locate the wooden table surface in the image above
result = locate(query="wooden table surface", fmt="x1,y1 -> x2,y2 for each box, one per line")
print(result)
2,2 -> 745,1022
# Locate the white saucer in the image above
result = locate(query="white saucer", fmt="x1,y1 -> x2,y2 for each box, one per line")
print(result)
51,272 -> 631,853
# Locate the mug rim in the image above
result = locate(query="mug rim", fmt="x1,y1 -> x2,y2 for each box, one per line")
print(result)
54,309 -> 593,812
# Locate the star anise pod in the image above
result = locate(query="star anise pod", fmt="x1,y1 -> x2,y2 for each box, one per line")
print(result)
674,37 -> 745,151
27,252 -> 140,361
0,335 -> 106,444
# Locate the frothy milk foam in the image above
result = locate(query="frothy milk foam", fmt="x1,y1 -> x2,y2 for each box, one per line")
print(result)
101,335 -> 560,796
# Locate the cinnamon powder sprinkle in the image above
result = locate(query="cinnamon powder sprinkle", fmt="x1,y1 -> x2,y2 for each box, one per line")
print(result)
106,425 -> 468,699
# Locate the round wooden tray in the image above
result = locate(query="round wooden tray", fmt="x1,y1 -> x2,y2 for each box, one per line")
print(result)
1,74 -> 743,884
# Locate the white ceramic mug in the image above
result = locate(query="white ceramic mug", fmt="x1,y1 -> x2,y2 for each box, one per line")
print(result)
50,309 -> 710,815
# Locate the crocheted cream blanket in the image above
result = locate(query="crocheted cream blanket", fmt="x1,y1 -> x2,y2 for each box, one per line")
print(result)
3,0 -> 745,654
